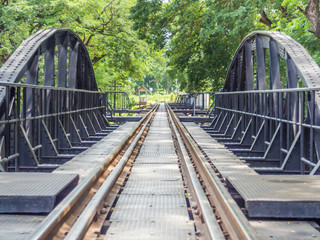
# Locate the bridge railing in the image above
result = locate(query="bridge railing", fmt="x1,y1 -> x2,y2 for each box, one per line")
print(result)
0,82 -> 109,172
105,91 -> 132,116
175,92 -> 213,113
213,87 -> 320,174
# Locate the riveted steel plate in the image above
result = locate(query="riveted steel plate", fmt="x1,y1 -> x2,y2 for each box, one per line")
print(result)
213,162 -> 252,170
205,158 -> 244,163
105,104 -> 194,239
135,155 -> 178,164
122,180 -> 185,195
129,164 -> 182,181
86,122 -> 139,153
183,123 -> 225,150
105,219 -> 194,240
54,122 -> 139,181
53,156 -> 105,182
197,143 -> 226,150
250,220 -> 320,240
0,172 -> 78,213
0,214 -> 46,240
227,175 -> 320,218
202,149 -> 237,158
183,122 -> 259,180
109,194 -> 188,221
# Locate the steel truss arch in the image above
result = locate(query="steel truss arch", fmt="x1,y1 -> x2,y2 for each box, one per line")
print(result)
212,31 -> 320,174
224,31 -> 320,92
0,28 -> 97,98
0,29 -> 111,172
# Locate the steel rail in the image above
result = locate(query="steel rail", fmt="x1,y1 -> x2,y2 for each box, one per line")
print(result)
30,104 -> 158,240
167,104 -> 225,240
64,105 -> 157,239
167,104 -> 259,240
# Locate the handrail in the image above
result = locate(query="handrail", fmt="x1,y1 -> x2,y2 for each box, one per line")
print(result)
0,82 -> 103,94
216,87 -> 320,95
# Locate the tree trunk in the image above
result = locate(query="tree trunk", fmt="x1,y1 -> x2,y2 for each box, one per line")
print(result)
298,0 -> 320,39
259,10 -> 272,27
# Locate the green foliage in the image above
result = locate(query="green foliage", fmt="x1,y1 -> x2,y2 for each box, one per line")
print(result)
1,0 -> 320,96
130,0 -> 320,93
0,0 -> 171,92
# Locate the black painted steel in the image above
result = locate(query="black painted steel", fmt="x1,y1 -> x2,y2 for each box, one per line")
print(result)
0,29 -> 113,172
0,172 -> 78,213
0,29 -> 97,92
105,91 -> 132,116
0,82 -> 111,171
207,31 -> 320,175
174,92 -> 213,116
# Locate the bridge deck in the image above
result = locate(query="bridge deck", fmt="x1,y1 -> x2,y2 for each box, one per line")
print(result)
105,104 -> 194,240
54,122 -> 139,182
0,172 -> 78,213
184,122 -> 320,239
187,121 -> 320,218
183,122 -> 258,179
227,175 -> 320,218
0,122 -> 139,240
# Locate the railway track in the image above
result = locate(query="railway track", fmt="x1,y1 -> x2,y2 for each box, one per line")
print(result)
167,104 -> 257,240
30,105 -> 158,239
27,103 -> 257,240
2,28 -> 320,240
26,103 -> 319,240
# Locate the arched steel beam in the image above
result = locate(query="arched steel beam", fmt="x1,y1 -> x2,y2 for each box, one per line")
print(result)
0,28 -> 97,103
0,29 -> 110,171
224,31 -> 320,93
214,31 -> 320,174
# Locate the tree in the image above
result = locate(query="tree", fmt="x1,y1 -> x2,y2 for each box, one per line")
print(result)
298,0 -> 320,39
130,0 -> 320,92
0,0 -> 161,91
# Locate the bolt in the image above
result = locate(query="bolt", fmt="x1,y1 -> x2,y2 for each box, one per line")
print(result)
100,208 -> 107,214
104,202 -> 110,208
